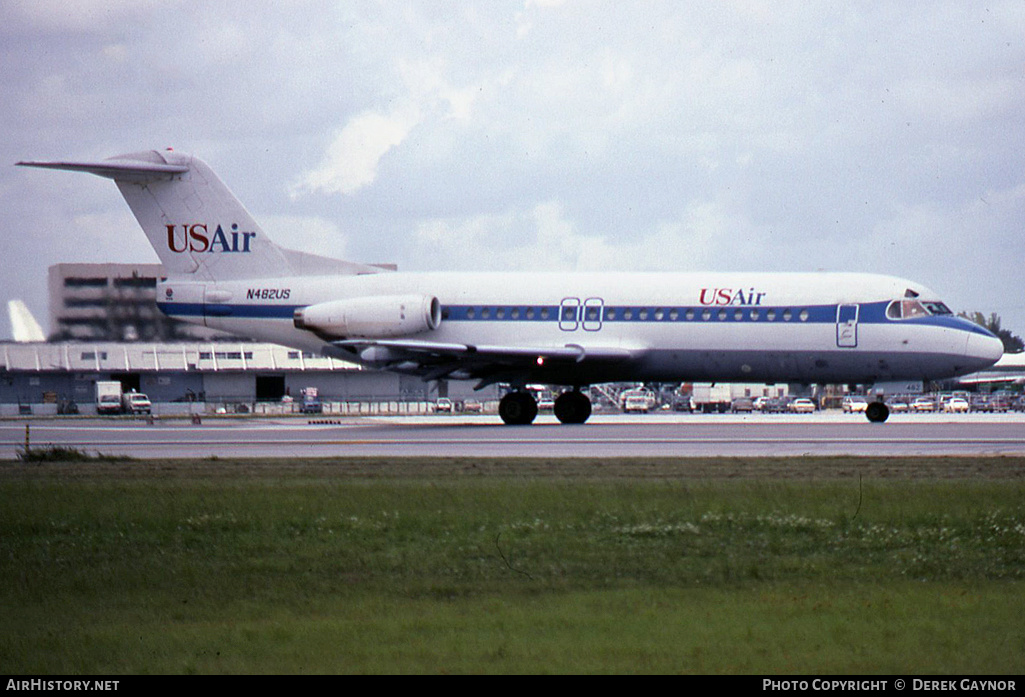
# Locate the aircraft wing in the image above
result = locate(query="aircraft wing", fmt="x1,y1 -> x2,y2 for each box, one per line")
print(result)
333,338 -> 637,386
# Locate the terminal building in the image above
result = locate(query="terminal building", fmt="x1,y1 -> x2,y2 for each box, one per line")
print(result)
0,340 -> 493,416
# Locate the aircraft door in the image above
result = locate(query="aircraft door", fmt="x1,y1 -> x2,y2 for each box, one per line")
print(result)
582,297 -> 604,331
836,304 -> 859,348
559,297 -> 581,331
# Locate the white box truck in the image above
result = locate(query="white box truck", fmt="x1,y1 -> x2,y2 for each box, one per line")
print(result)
690,383 -> 732,413
95,381 -> 123,415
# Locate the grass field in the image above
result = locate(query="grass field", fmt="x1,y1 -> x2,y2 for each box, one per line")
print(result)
1,456 -> 1023,674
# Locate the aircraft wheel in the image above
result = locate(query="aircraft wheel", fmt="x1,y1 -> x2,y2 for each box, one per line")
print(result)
499,391 -> 538,425
865,401 -> 890,423
554,390 -> 592,424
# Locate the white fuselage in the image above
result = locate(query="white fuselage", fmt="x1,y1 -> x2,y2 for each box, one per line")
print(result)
157,270 -> 1003,387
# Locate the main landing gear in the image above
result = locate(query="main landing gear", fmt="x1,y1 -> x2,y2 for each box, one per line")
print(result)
498,390 -> 538,425
554,390 -> 591,424
498,389 -> 592,425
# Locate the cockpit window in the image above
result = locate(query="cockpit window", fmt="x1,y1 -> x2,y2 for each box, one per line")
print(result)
886,299 -> 953,320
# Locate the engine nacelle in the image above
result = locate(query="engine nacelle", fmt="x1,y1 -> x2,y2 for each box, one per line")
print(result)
293,295 -> 441,338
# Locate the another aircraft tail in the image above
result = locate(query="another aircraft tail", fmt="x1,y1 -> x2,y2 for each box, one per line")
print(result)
7,300 -> 46,342
18,149 -> 379,281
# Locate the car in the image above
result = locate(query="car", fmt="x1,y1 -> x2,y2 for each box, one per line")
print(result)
462,400 -> 483,413
990,393 -> 1013,412
538,397 -> 556,411
122,391 -> 152,415
788,398 -> 816,413
886,398 -> 909,413
911,397 -> 936,412
763,397 -> 789,413
969,395 -> 991,412
944,397 -> 969,413
842,396 -> 868,413
731,398 -> 755,413
299,399 -> 322,414
435,398 -> 453,413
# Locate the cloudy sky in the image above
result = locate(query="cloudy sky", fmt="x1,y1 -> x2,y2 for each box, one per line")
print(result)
2,1 -> 1024,339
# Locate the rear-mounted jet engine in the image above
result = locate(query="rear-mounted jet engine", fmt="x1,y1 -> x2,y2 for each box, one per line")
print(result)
294,295 -> 441,339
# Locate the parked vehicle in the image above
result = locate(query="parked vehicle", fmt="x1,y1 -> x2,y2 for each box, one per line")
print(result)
886,397 -> 910,413
731,397 -> 755,413
788,398 -> 816,413
95,381 -> 123,414
620,389 -> 656,413
691,384 -> 732,413
969,395 -> 991,412
990,393 -> 1013,412
911,397 -> 936,412
944,397 -> 969,413
300,386 -> 322,414
842,396 -> 868,413
435,398 -> 453,413
121,390 -> 152,415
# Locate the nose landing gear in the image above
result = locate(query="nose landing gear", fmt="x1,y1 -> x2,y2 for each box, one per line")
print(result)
866,401 -> 890,423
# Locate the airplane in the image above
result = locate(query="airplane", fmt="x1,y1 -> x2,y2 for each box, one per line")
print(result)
18,149 -> 1004,424
957,352 -> 1025,386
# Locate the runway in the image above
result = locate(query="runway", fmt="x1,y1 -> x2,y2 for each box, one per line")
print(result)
4,412 -> 1025,459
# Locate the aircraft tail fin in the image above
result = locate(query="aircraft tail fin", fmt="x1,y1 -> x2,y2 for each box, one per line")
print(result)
18,150 -> 380,280
7,300 -> 46,342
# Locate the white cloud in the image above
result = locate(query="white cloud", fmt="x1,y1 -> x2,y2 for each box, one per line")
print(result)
290,57 -> 480,198
291,106 -> 422,197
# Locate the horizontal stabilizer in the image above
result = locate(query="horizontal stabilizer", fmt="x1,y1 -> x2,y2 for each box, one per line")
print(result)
17,157 -> 188,181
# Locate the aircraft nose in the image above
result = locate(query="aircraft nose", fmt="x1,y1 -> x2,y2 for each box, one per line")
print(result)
966,330 -> 1004,368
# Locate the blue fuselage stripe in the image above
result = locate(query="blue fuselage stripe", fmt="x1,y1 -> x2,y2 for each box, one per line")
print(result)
156,300 -> 990,336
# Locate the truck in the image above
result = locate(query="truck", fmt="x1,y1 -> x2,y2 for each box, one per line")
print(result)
689,383 -> 733,413
122,390 -> 152,414
95,381 -> 123,415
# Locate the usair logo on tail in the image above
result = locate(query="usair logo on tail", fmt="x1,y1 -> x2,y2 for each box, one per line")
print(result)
166,224 -> 256,253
